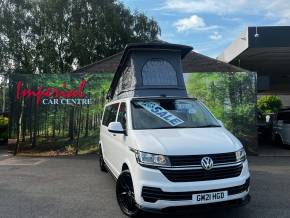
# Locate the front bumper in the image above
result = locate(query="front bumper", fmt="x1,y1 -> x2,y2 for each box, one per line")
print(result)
140,194 -> 251,214
133,160 -> 250,210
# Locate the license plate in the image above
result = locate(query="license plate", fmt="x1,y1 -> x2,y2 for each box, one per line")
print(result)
192,191 -> 228,204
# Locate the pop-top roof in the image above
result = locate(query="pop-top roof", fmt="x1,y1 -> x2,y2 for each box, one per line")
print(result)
107,41 -> 193,100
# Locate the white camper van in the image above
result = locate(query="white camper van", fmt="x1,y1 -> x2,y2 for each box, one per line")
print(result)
99,42 -> 250,217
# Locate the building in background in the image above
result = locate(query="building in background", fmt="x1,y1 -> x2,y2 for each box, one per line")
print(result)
218,26 -> 290,108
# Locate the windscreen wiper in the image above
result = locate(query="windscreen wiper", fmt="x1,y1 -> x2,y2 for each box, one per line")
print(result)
195,124 -> 221,128
150,125 -> 221,129
151,126 -> 177,129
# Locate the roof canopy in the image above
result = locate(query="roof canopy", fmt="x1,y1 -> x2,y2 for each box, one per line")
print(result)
71,41 -> 247,99
72,45 -> 244,74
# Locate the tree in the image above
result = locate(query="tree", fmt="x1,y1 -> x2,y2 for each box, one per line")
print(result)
0,113 -> 9,143
257,96 -> 282,115
0,0 -> 161,74
186,72 -> 257,152
0,75 -> 8,113
0,0 -> 160,155
8,72 -> 113,154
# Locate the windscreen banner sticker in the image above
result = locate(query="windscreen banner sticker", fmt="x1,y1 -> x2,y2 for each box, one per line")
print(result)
136,101 -> 184,126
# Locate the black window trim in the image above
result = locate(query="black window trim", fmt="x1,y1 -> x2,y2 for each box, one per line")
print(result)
117,101 -> 127,131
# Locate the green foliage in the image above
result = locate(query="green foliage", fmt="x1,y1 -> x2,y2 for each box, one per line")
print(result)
0,0 -> 160,74
0,114 -> 8,141
186,72 -> 257,149
0,115 -> 8,126
257,96 -> 282,115
0,74 -> 9,114
9,73 -> 112,153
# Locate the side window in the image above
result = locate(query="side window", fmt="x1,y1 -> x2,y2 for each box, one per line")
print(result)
117,102 -> 127,130
102,105 -> 111,126
102,103 -> 119,126
277,112 -> 286,121
277,113 -> 282,121
283,112 -> 290,123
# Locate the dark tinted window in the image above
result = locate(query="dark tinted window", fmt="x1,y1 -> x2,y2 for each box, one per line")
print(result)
102,103 -> 119,126
277,112 -> 290,122
117,102 -> 127,129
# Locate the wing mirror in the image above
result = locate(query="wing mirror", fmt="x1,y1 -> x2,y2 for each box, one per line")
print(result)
108,122 -> 125,134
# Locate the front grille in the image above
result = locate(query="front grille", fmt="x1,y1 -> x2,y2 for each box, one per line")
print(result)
142,178 -> 250,203
160,164 -> 243,182
169,152 -> 237,167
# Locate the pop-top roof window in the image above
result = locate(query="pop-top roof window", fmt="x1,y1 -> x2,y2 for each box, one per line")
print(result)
142,59 -> 178,86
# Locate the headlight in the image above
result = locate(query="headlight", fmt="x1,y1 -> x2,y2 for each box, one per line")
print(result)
236,148 -> 247,162
135,151 -> 171,167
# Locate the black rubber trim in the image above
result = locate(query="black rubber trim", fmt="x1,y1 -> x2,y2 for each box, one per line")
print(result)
160,164 -> 243,182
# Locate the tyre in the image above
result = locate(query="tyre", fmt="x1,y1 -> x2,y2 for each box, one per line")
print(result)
99,147 -> 107,172
274,135 -> 284,147
116,170 -> 141,217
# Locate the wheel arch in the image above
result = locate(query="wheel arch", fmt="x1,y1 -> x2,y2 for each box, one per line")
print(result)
122,163 -> 129,171
119,160 -> 134,181
121,159 -> 134,173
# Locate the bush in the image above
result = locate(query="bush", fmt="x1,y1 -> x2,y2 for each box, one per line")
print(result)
257,96 -> 282,115
0,115 -> 8,126
0,115 -> 8,142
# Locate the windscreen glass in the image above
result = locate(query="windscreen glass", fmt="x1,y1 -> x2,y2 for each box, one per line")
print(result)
131,99 -> 220,129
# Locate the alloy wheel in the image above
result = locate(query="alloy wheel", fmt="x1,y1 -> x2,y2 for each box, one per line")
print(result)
116,170 -> 140,217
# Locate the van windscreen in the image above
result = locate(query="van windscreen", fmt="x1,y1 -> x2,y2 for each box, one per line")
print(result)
131,99 -> 220,129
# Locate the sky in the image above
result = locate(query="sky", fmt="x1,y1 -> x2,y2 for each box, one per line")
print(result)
121,0 -> 290,58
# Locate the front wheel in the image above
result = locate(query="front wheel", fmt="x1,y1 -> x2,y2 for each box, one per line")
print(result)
116,170 -> 141,217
